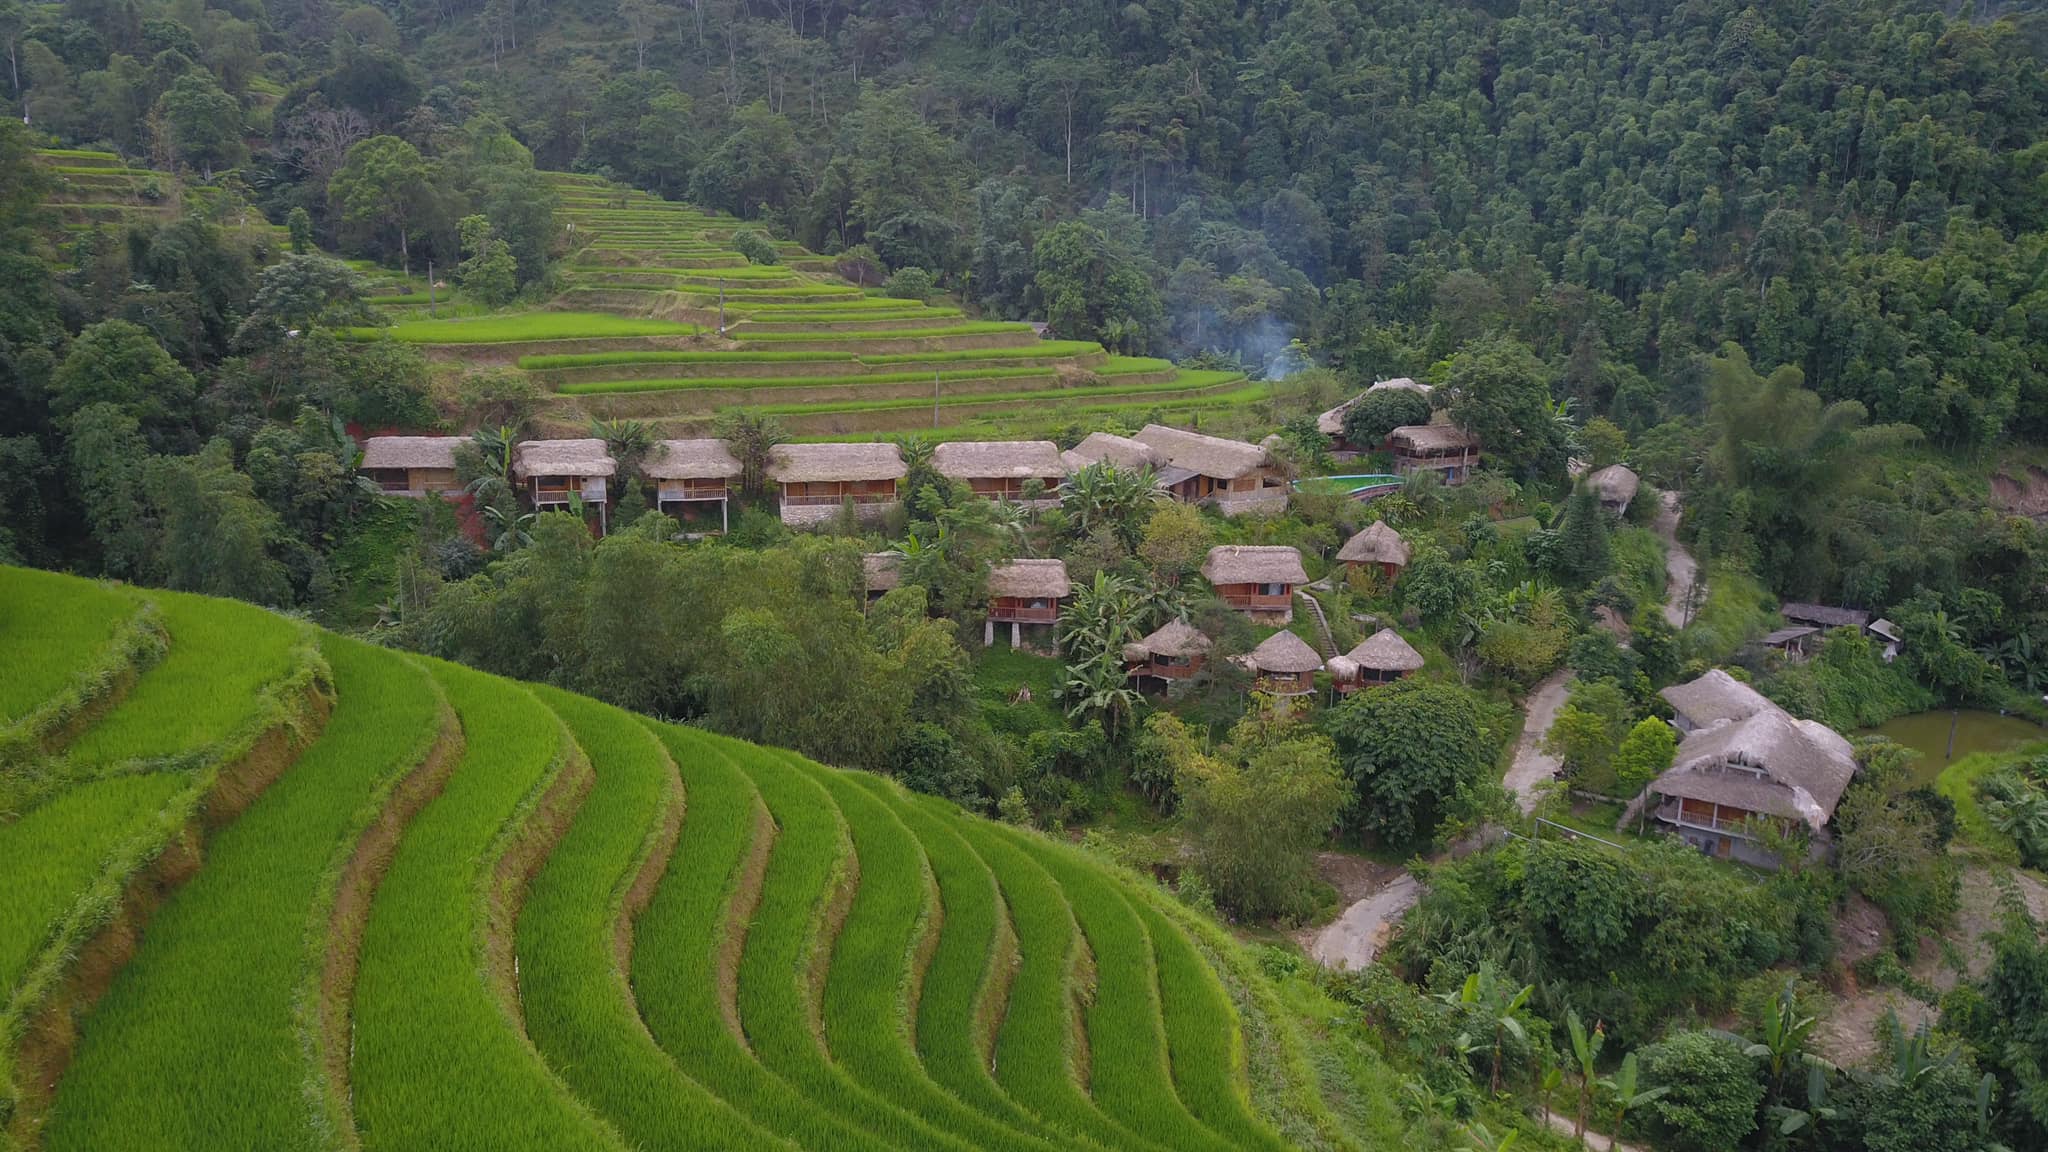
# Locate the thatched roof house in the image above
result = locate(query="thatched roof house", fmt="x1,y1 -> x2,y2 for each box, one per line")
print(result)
1651,709 -> 1858,833
767,442 -> 907,483
862,552 -> 901,596
643,439 -> 742,480
360,436 -> 466,497
1202,545 -> 1309,587
1588,464 -> 1640,514
768,442 -> 906,526
1780,602 -> 1872,630
933,440 -> 1066,502
1329,628 -> 1424,689
1336,522 -> 1411,572
1388,423 -> 1480,485
1061,431 -> 1162,474
1122,619 -> 1212,663
1236,630 -> 1324,697
1134,423 -> 1270,479
1659,669 -> 1772,733
513,439 -> 617,479
988,558 -> 1072,600
1131,423 -> 1290,516
986,558 -> 1071,644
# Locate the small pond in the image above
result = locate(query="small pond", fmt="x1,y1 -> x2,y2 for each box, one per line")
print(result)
1861,710 -> 2045,786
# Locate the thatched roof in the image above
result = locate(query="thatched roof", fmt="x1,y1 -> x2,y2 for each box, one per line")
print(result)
1134,424 -> 1270,480
1122,619 -> 1213,662
1337,522 -> 1411,567
1781,602 -> 1871,630
1343,628 -> 1425,672
1658,669 -> 1772,729
1389,424 -> 1479,452
1062,431 -> 1161,473
1317,397 -> 1360,436
988,558 -> 1071,599
863,552 -> 901,592
1244,629 -> 1326,675
1201,545 -> 1308,586
1761,626 -> 1820,646
1869,618 -> 1902,643
513,439 -> 616,478
767,442 -> 907,483
1369,377 -> 1430,395
361,435 -> 465,471
1588,464 -> 1640,505
1652,709 -> 1858,828
932,440 -> 1066,480
643,439 -> 742,480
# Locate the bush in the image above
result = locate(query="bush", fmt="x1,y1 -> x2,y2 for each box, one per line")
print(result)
1342,388 -> 1431,446
883,266 -> 934,300
1636,1031 -> 1763,1152
730,229 -> 780,265
1611,717 -> 1676,798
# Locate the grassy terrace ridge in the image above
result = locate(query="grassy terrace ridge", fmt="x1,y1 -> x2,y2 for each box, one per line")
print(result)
62,593 -> 303,769
345,312 -> 700,343
0,568 -> 141,727
737,322 -> 1037,342
519,341 -> 1102,370
699,369 -> 1243,415
632,725 -> 898,1151
351,659 -> 623,1151
521,688 -> 789,1151
42,636 -> 444,1151
557,365 -> 1064,396
791,757 -> 1061,1152
726,746 -> 976,1151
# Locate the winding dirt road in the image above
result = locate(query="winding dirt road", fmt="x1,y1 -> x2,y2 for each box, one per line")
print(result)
1503,670 -> 1574,814
1656,490 -> 1702,630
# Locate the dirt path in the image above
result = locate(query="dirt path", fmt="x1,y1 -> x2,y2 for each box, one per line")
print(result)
1310,872 -> 1421,971
1541,1108 -> 1647,1152
1504,670 -> 1574,814
1656,491 -> 1702,630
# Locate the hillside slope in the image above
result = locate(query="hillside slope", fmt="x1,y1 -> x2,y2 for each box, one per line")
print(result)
0,567 -> 1369,1151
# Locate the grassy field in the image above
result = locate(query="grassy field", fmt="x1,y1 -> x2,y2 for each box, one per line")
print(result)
0,568 -> 139,725
347,312 -> 699,343
43,637 -> 443,1151
351,660 -> 622,1150
62,592 -> 303,768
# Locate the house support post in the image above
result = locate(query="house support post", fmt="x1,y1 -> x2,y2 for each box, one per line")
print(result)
984,617 -> 994,646
1011,621 -> 1021,648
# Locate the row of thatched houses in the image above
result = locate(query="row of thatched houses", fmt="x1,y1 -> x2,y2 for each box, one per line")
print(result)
359,422 -> 1295,533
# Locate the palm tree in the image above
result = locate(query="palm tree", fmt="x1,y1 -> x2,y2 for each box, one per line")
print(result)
1566,1010 -> 1605,1142
714,409 -> 786,496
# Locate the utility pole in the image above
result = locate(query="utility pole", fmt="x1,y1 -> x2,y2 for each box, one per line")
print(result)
933,372 -> 940,429
718,286 -> 726,335
427,260 -> 435,315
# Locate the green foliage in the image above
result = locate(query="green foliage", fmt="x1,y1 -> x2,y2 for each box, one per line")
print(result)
1553,484 -> 1611,588
729,228 -> 781,265
1342,388 -> 1430,447
1034,218 -> 1161,355
1611,717 -> 1676,799
1543,679 -> 1635,791
1442,339 -> 1569,482
884,265 -> 934,300
455,214 -> 518,306
330,135 -> 438,273
1326,678 -> 1500,850
1636,1031 -> 1763,1152
49,319 -> 196,439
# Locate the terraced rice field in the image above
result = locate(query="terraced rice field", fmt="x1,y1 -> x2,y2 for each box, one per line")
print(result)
311,170 -> 1247,435
2,567 -> 1324,1150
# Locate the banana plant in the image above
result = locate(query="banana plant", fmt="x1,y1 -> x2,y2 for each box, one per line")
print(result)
1601,1051 -> 1667,1141
1744,979 -> 1819,1101
1566,1010 -> 1605,1142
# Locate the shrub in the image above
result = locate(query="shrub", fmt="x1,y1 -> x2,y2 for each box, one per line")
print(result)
1612,717 -> 1677,798
883,266 -> 935,300
730,229 -> 781,265
1636,1031 -> 1763,1152
1342,388 -> 1430,446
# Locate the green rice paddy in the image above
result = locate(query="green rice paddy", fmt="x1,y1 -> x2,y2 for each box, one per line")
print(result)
347,312 -> 699,343
0,567 -> 139,725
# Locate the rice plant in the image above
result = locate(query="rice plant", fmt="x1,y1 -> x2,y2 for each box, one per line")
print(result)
722,745 -> 977,1152
843,774 -> 1076,1143
62,591 -> 304,768
632,723 -> 901,1152
42,637 -> 443,1151
739,322 -> 1035,342
520,688 -> 792,1151
350,660 -> 624,1151
938,810 -> 1165,1152
558,367 -> 1059,396
788,757 -> 1060,1152
1007,829 -> 1237,1152
0,567 -> 139,725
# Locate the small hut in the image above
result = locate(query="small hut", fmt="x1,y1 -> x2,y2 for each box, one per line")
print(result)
1328,628 -> 1424,693
1659,669 -> 1773,734
1388,424 -> 1480,485
513,439 -> 617,532
862,552 -> 901,603
1760,626 -> 1821,660
1236,630 -> 1324,698
932,440 -> 1067,505
1201,545 -> 1308,623
986,558 -> 1071,647
643,438 -> 741,533
359,436 -> 466,497
767,443 -> 907,526
1335,522 -> 1411,582
1132,424 -> 1289,516
1122,619 -> 1212,685
1587,464 -> 1640,516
